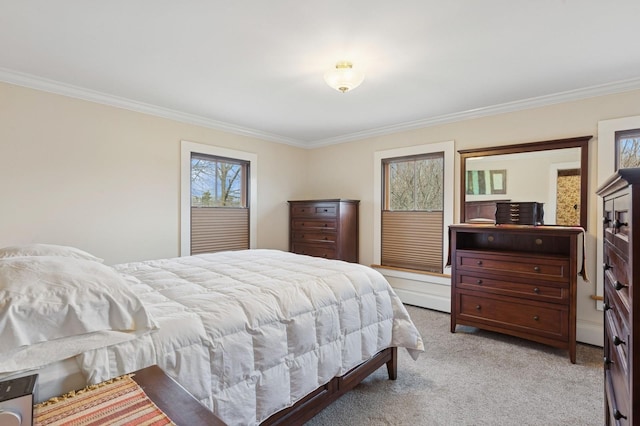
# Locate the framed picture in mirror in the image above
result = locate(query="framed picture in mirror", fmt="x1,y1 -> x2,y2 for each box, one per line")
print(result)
489,169 -> 506,194
465,169 -> 506,195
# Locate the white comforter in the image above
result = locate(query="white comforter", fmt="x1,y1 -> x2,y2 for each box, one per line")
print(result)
80,250 -> 424,425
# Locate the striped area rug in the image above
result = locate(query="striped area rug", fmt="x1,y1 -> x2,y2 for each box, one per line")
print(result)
34,375 -> 175,426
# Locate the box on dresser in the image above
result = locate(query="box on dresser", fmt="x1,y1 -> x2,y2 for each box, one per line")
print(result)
449,223 -> 584,363
288,199 -> 359,262
495,202 -> 544,225
597,168 -> 640,426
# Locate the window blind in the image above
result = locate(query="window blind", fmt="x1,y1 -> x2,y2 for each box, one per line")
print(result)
191,207 -> 249,254
381,210 -> 443,272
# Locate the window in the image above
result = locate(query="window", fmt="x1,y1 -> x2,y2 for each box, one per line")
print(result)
373,141 -> 454,276
181,141 -> 257,256
190,154 -> 249,254
615,128 -> 640,170
382,153 -> 444,272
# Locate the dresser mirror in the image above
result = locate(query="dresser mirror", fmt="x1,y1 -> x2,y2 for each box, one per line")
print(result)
459,136 -> 591,229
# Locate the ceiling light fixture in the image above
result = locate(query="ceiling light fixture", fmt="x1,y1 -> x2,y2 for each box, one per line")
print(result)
324,61 -> 365,93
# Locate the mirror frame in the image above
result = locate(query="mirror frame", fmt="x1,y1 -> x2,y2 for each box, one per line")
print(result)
459,136 -> 592,230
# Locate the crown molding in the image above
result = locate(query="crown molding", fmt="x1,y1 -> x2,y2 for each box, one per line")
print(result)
307,77 -> 640,148
2,67 -> 640,150
0,67 -> 304,147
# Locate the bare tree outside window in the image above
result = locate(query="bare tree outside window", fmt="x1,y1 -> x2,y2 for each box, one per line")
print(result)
387,155 -> 443,211
191,155 -> 247,208
616,129 -> 640,170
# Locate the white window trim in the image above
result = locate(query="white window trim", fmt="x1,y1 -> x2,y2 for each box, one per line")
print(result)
373,140 -> 455,275
180,140 -> 258,256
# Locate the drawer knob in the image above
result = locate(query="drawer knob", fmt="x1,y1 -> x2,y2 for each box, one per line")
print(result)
324,223 -> 328,227
476,279 -> 483,285
604,356 -> 614,366
613,336 -> 626,346
533,287 -> 540,294
603,263 -> 612,271
533,315 -> 539,321
614,219 -> 628,229
613,409 -> 627,420
476,260 -> 483,266
475,305 -> 481,311
323,209 -> 328,212
603,302 -> 612,311
324,236 -> 328,240
614,281 -> 627,291
533,266 -> 540,272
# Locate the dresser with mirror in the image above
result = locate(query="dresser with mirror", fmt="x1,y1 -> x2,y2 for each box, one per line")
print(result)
451,136 -> 591,363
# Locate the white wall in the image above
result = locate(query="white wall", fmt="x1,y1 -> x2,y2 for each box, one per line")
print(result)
0,82 -> 309,264
305,88 -> 640,346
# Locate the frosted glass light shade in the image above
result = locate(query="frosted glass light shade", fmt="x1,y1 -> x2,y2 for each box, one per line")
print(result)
324,62 -> 365,93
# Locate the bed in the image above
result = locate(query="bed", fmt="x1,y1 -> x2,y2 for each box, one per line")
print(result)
0,245 -> 424,425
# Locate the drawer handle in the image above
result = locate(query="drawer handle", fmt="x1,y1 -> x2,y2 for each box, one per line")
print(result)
603,263 -> 612,271
614,281 -> 628,291
604,356 -> 614,366
476,260 -> 483,266
613,409 -> 627,420
475,305 -> 481,311
476,279 -> 483,285
533,266 -> 540,272
613,336 -> 626,346
603,302 -> 612,311
614,219 -> 628,229
533,315 -> 539,321
533,287 -> 540,294
323,209 -> 328,212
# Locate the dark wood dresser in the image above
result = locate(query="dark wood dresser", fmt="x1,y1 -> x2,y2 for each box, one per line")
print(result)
288,199 -> 359,262
597,168 -> 640,425
449,224 -> 584,363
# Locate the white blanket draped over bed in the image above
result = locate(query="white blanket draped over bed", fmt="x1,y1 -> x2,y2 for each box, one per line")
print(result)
6,249 -> 424,425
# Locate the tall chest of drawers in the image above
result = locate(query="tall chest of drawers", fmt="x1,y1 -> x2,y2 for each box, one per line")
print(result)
597,168 -> 640,425
449,224 -> 583,363
288,199 -> 359,263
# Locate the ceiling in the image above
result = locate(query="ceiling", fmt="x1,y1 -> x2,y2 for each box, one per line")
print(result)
1,1 -> 640,148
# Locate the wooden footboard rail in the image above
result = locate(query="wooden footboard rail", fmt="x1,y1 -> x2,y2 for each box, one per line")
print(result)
261,347 -> 398,426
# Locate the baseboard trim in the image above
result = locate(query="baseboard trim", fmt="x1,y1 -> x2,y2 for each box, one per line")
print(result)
576,319 -> 604,347
394,288 -> 451,313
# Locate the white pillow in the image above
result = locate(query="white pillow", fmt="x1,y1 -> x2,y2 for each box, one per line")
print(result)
0,256 -> 157,353
0,243 -> 104,263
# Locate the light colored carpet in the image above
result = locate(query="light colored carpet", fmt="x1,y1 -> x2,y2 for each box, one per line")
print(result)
306,305 -> 603,426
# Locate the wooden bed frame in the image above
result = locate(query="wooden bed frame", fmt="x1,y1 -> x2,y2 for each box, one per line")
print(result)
262,347 -> 398,425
